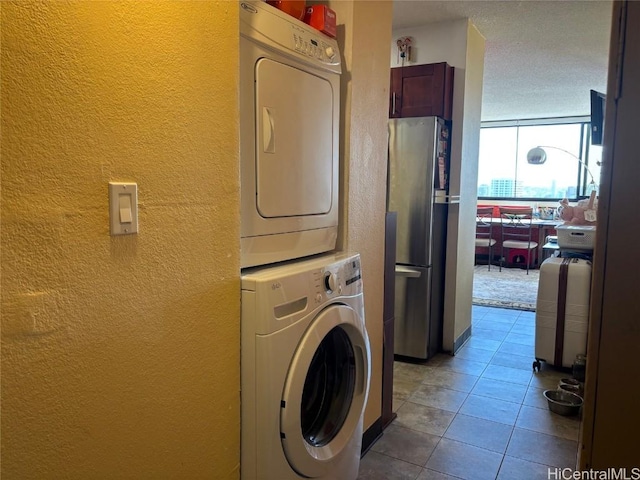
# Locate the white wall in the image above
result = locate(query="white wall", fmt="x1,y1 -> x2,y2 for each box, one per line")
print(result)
391,20 -> 469,68
391,21 -> 485,351
449,22 -> 484,348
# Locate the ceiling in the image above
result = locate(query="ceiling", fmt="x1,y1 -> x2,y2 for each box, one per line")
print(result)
392,0 -> 613,122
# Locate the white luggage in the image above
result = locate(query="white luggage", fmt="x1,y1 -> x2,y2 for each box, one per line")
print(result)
533,257 -> 592,371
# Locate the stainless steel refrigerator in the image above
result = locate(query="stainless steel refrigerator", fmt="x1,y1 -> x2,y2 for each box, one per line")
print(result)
388,116 -> 450,360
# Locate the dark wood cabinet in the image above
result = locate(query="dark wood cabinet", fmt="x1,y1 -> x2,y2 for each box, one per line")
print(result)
389,62 -> 454,120
381,211 -> 397,430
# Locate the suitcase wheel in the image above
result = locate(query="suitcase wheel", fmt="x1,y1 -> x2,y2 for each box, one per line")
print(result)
532,359 -> 542,373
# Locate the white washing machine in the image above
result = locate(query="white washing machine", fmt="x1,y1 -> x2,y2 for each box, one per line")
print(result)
239,1 -> 342,268
241,253 -> 370,480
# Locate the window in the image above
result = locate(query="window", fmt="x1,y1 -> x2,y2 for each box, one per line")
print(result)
477,119 -> 601,200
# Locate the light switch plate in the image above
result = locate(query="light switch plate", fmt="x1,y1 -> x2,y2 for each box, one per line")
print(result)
109,182 -> 138,235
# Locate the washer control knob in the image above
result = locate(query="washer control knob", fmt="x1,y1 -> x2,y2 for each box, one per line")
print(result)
325,46 -> 335,59
324,272 -> 337,293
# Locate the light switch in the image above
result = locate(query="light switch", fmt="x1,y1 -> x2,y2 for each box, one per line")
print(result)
109,182 -> 138,235
119,194 -> 132,223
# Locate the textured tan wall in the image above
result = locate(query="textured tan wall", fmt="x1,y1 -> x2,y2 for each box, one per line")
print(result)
331,0 -> 393,429
1,2 -> 240,478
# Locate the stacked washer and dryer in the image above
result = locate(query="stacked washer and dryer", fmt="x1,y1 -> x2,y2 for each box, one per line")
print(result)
239,2 -> 371,479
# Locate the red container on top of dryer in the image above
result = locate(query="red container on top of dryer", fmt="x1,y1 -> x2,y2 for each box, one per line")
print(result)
304,5 -> 337,38
267,1 -> 306,20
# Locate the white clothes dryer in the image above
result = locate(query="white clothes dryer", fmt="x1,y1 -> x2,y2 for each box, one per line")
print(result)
241,253 -> 370,480
239,1 -> 342,268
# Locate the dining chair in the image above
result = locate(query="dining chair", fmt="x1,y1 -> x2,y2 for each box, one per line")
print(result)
475,206 -> 497,270
499,206 -> 538,274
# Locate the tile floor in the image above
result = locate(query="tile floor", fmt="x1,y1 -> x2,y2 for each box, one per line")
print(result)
357,305 -> 581,480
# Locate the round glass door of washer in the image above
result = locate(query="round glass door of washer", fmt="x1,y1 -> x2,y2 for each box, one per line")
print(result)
280,304 -> 370,478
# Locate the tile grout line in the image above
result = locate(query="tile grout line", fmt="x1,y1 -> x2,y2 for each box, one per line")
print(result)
367,305 -> 573,480
488,305 -> 520,480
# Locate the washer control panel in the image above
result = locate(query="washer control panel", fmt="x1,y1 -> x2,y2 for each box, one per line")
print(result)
314,254 -> 362,300
241,253 -> 362,334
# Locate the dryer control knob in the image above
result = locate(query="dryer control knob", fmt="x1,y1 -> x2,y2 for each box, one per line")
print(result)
324,272 -> 337,293
325,46 -> 335,59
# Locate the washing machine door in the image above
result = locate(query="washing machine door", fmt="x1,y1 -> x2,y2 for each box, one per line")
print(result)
280,303 -> 370,478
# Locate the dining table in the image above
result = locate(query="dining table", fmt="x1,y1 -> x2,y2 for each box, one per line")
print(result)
478,217 -> 564,267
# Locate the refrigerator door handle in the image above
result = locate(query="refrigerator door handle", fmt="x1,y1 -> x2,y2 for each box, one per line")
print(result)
395,265 -> 422,278
434,191 -> 461,204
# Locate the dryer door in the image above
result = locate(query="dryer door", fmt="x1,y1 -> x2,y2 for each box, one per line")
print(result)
255,58 -> 335,218
280,304 -> 370,478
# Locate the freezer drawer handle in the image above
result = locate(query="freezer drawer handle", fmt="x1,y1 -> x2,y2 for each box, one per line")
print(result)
395,266 -> 422,278
434,193 -> 461,204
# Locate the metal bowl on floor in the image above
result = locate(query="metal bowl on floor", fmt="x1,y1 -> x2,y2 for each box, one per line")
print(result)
543,389 -> 583,416
558,378 -> 582,395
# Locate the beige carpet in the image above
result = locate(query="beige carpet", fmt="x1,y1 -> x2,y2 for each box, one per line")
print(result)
472,264 -> 539,311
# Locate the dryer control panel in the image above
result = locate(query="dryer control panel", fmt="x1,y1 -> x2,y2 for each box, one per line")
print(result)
240,0 -> 341,73
291,25 -> 338,64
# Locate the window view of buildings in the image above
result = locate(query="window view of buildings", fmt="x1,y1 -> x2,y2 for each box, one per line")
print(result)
477,121 -> 600,200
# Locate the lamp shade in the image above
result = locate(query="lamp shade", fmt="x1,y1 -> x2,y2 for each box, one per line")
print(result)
526,145 -> 598,188
527,147 -> 547,165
